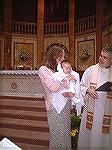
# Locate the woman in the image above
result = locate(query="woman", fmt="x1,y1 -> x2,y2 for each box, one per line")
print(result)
39,46 -> 73,150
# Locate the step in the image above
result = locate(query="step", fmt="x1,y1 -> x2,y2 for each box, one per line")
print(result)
0,114 -> 47,121
0,109 -> 47,117
0,99 -> 46,108
0,96 -> 49,148
0,140 -> 49,150
0,109 -> 47,120
0,135 -> 49,147
0,105 -> 46,112
15,143 -> 49,150
0,96 -> 45,101
0,118 -> 49,132
0,118 -> 48,128
0,128 -> 49,142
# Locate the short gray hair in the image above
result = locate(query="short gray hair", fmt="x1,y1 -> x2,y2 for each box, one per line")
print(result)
102,45 -> 112,54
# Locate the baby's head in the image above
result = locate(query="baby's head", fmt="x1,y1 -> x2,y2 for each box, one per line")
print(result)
61,61 -> 72,74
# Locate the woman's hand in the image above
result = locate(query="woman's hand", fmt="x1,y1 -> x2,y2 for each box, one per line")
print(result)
61,79 -> 70,89
62,92 -> 74,98
65,75 -> 75,81
86,88 -> 98,99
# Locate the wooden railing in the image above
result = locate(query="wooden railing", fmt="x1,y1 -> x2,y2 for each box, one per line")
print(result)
10,15 -> 96,35
12,22 -> 37,35
75,15 -> 96,32
44,22 -> 69,35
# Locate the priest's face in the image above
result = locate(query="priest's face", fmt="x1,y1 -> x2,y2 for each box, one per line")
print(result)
99,51 -> 111,68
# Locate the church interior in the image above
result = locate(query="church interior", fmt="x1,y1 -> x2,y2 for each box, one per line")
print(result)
0,0 -> 112,149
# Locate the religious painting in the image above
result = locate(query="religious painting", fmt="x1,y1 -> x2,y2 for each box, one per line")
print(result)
14,42 -> 34,69
77,39 -> 95,71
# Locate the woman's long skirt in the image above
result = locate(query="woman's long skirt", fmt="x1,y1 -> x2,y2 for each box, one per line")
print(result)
47,100 -> 71,150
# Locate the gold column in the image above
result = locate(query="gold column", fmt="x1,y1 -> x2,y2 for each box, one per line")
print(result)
4,0 -> 12,69
96,0 -> 103,63
69,0 -> 75,68
37,0 -> 44,67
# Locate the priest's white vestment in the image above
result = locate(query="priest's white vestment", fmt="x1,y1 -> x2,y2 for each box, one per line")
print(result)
77,63 -> 112,150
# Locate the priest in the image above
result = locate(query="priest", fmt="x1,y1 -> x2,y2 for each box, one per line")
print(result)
77,46 -> 112,150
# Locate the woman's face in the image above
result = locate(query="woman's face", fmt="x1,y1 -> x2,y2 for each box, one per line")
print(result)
99,51 -> 111,68
56,49 -> 65,63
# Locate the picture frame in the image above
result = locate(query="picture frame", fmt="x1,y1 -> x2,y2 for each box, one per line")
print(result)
77,39 -> 95,71
14,42 -> 34,69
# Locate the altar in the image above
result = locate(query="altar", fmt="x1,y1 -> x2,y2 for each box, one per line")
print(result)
0,70 -> 45,97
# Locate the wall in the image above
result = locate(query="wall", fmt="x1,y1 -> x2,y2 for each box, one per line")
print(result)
102,24 -> 112,48
44,35 -> 69,52
1,32 -> 97,73
0,37 -> 4,69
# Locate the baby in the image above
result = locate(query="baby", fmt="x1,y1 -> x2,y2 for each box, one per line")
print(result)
52,60 -> 84,115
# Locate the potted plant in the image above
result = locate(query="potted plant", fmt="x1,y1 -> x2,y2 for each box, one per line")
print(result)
70,110 -> 82,148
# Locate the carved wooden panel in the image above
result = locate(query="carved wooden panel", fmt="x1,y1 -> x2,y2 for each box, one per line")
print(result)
77,39 -> 95,71
14,42 -> 34,69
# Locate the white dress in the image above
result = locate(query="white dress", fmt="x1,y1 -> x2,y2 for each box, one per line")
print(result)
52,65 -> 84,115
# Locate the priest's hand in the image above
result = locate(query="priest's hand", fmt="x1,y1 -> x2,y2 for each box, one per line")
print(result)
110,86 -> 112,90
86,88 -> 98,99
108,86 -> 112,96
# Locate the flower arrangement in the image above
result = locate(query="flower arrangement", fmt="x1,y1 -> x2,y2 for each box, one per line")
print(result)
79,49 -> 91,62
71,113 -> 82,148
70,128 -> 78,138
19,49 -> 29,61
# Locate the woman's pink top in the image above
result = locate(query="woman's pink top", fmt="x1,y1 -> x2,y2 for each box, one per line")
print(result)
39,66 -> 67,111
